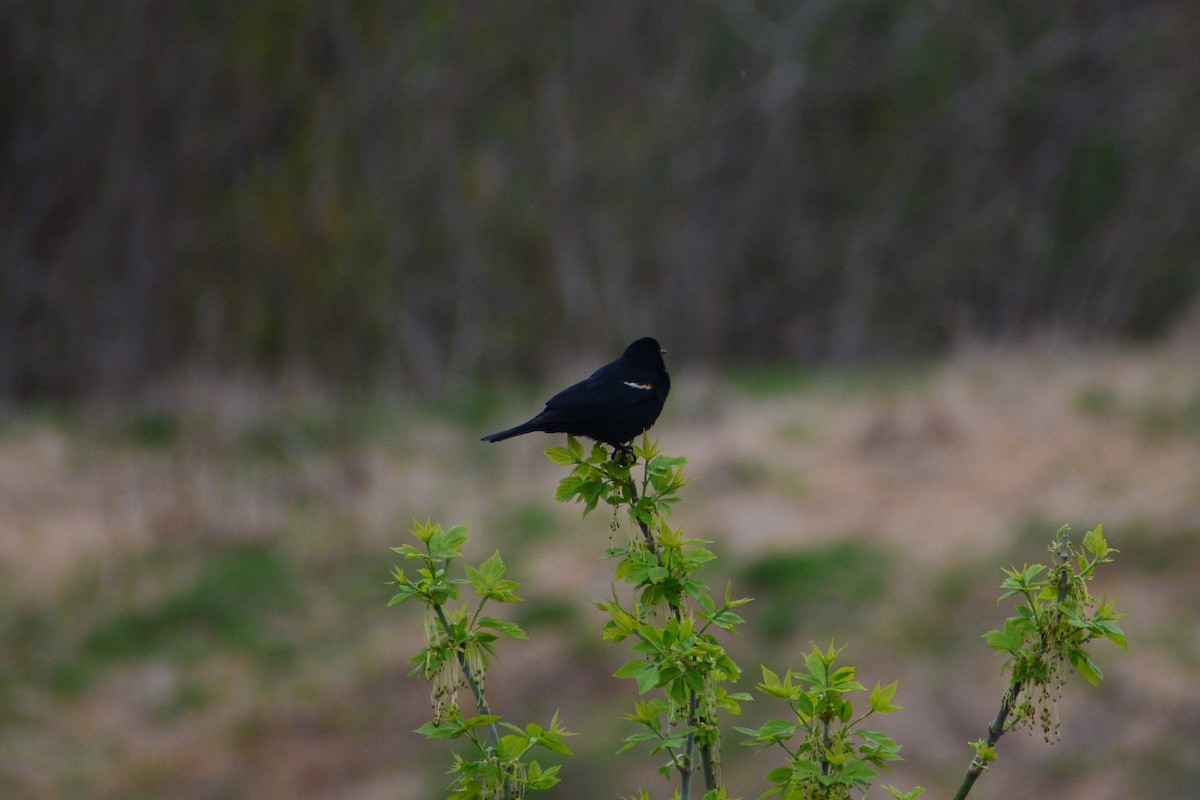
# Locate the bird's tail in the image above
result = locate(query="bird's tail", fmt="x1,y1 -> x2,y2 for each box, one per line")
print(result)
480,422 -> 537,443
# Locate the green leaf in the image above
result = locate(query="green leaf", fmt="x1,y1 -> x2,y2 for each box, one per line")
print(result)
391,543 -> 425,560
534,734 -> 573,757
539,709 -> 575,754
544,446 -> 577,465
415,720 -> 461,739
764,766 -> 793,782
1082,524 -> 1109,558
526,762 -> 562,790
983,618 -> 1025,654
410,518 -> 438,543
650,454 -> 688,469
614,658 -> 648,679
387,584 -> 417,606
635,664 -> 663,694
555,474 -> 586,502
969,738 -> 997,762
477,617 -> 528,640
466,552 -> 522,602
836,759 -> 880,785
746,719 -> 800,742
709,610 -> 744,632
479,550 -> 505,582
463,714 -> 502,730
869,681 -> 903,714
858,728 -> 903,764
1069,647 -> 1104,686
567,434 -> 584,459
617,731 -> 659,754
498,733 -> 531,760
464,563 -> 486,596
1024,562 -> 1047,581
579,477 -> 606,513
1102,623 -> 1128,649
803,647 -> 829,685
758,667 -> 800,702
427,524 -> 468,559
793,688 -> 814,718
615,659 -> 662,693
659,726 -> 697,752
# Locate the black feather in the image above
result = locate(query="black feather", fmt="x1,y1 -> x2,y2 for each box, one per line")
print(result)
482,337 -> 670,448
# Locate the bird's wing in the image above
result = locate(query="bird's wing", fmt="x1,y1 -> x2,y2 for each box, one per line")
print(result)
541,366 -> 660,421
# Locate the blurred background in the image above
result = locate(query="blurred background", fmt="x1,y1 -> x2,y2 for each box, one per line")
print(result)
2,1 -> 1199,798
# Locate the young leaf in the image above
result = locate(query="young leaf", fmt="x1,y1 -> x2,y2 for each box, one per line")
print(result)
416,720 -> 461,739
545,446 -> 578,466
555,474 -> 586,502
869,681 -> 903,714
567,434 -> 584,459
478,617 -> 529,640
982,618 -> 1025,655
526,761 -> 562,790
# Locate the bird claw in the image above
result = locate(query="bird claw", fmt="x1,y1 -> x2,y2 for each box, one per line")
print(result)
610,444 -> 637,466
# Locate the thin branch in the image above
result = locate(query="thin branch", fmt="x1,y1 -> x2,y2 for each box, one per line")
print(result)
700,729 -> 720,790
623,462 -> 720,798
623,464 -> 663,563
953,530 -> 1072,800
432,602 -> 503,751
681,692 -> 695,800
952,684 -> 1020,800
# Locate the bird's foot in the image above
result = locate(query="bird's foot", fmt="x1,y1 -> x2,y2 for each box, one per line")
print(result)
610,444 -> 637,466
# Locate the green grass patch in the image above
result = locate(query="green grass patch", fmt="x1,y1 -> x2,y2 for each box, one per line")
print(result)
36,545 -> 304,693
85,547 -> 297,657
737,539 -> 889,639
515,595 -> 579,629
122,410 -> 183,449
1073,382 -> 1119,415
423,384 -> 505,428
726,456 -> 775,489
898,558 -> 1000,655
233,411 -> 348,462
1113,522 -> 1200,577
494,501 -> 559,547
1134,389 -> 1200,441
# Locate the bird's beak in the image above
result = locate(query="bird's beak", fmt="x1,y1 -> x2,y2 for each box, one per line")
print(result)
660,349 -> 667,355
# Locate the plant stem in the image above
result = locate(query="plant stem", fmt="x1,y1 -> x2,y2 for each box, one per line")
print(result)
952,683 -> 1020,800
432,602 -> 502,750
700,727 -> 719,789
625,470 -> 720,797
820,716 -> 833,776
624,474 -> 674,615
682,711 -> 699,793
952,530 -> 1072,800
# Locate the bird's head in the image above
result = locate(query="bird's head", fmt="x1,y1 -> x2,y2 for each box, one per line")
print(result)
624,337 -> 667,368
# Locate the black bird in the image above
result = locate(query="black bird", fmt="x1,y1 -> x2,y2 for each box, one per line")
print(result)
482,337 -> 670,449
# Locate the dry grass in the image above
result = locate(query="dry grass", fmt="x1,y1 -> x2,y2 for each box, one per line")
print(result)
1,343 -> 1197,799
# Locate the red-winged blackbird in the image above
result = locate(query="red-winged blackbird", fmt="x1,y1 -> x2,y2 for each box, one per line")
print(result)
482,337 -> 670,448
